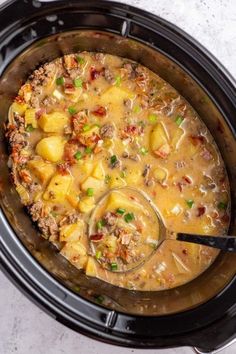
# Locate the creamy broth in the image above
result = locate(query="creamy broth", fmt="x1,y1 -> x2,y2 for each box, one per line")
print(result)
6,52 -> 230,291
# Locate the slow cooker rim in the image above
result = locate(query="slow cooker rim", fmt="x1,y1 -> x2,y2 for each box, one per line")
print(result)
0,0 -> 236,351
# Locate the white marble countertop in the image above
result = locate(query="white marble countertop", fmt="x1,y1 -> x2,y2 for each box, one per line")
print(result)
0,0 -> 235,353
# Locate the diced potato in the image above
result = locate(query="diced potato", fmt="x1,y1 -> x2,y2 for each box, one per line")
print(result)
171,128 -> 184,149
16,184 -> 30,205
109,173 -> 126,188
100,86 -> 135,105
85,256 -> 98,277
81,176 -> 104,194
92,161 -> 105,180
66,189 -> 80,209
60,242 -> 88,269
79,161 -> 94,175
106,191 -> 142,212
60,222 -> 84,242
153,167 -> 167,182
38,111 -> 69,133
126,170 -> 142,184
150,123 -> 169,156
11,102 -> 28,115
81,125 -> 99,138
36,136 -> 65,162
104,235 -> 118,253
24,108 -> 38,128
43,173 -> 73,202
27,159 -> 55,183
78,196 -> 95,213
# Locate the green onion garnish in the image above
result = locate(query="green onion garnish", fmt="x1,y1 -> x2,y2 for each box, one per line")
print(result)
186,199 -> 194,208
133,105 -> 141,113
175,115 -> 184,126
120,170 -> 126,178
85,147 -> 92,154
115,75 -> 121,87
74,78 -> 83,88
95,250 -> 102,259
87,188 -> 94,197
140,147 -> 148,155
68,106 -> 77,115
25,124 -> 34,132
82,124 -> 90,132
124,212 -> 135,223
110,262 -> 118,271
148,113 -> 157,123
76,56 -> 85,64
116,208 -> 126,215
97,219 -> 105,229
95,295 -> 104,304
218,201 -> 227,210
110,155 -> 117,165
56,77 -> 64,86
74,151 -> 82,160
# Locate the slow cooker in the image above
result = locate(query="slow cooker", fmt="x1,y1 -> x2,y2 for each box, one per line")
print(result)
0,0 -> 235,352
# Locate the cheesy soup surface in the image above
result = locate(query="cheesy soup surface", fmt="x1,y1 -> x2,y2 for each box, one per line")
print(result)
6,52 -> 230,291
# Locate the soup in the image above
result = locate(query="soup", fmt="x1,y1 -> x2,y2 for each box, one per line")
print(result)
6,52 -> 230,291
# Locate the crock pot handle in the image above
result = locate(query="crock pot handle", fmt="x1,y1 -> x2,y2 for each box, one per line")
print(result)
194,338 -> 236,354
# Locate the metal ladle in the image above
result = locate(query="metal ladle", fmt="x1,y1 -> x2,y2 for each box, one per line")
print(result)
88,187 -> 236,273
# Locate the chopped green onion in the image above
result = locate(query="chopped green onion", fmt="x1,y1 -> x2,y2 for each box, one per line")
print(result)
110,262 -> 118,271
186,199 -> 194,208
105,175 -> 111,184
140,147 -> 148,155
175,115 -> 184,126
74,78 -> 83,88
25,124 -> 34,132
124,212 -> 135,223
95,295 -> 104,304
76,56 -> 85,64
68,106 -> 77,115
133,105 -> 141,113
116,208 -> 126,215
148,113 -> 157,123
85,147 -> 92,154
110,155 -> 117,166
120,170 -> 126,178
87,188 -> 94,197
97,219 -> 105,229
115,75 -> 121,87
56,77 -> 64,86
82,124 -> 90,132
217,201 -> 227,210
74,151 -> 82,160
95,250 -> 102,259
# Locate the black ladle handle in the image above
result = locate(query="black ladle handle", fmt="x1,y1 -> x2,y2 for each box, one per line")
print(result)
176,233 -> 236,252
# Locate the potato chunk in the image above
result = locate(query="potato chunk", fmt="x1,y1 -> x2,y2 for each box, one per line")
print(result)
85,256 -> 98,277
126,170 -> 142,184
36,136 -> 65,162
27,159 -> 55,183
92,161 -> 105,180
81,176 -> 104,194
153,167 -> 167,182
78,196 -> 95,213
100,86 -> 135,105
24,108 -> 38,128
38,111 -> 69,133
60,242 -> 88,269
60,222 -> 84,242
11,102 -> 28,116
43,173 -> 73,202
150,123 -> 170,158
106,191 -> 142,212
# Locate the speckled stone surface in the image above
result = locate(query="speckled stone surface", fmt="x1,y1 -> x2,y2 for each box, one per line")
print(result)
0,0 -> 235,353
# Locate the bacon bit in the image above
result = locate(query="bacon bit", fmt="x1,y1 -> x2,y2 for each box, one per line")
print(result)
90,233 -> 104,241
200,148 -> 213,161
90,66 -> 104,81
71,112 -> 88,133
125,125 -> 139,135
82,81 -> 89,90
182,175 -> 192,184
190,135 -> 206,146
19,169 -> 32,184
182,249 -> 188,255
35,108 -> 45,120
64,83 -> 75,93
92,106 -> 106,117
154,143 -> 170,159
177,182 -> 183,192
57,162 -> 70,175
64,55 -> 78,69
197,206 -> 206,217
93,145 -> 102,154
134,221 -> 143,233
14,95 -> 25,104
